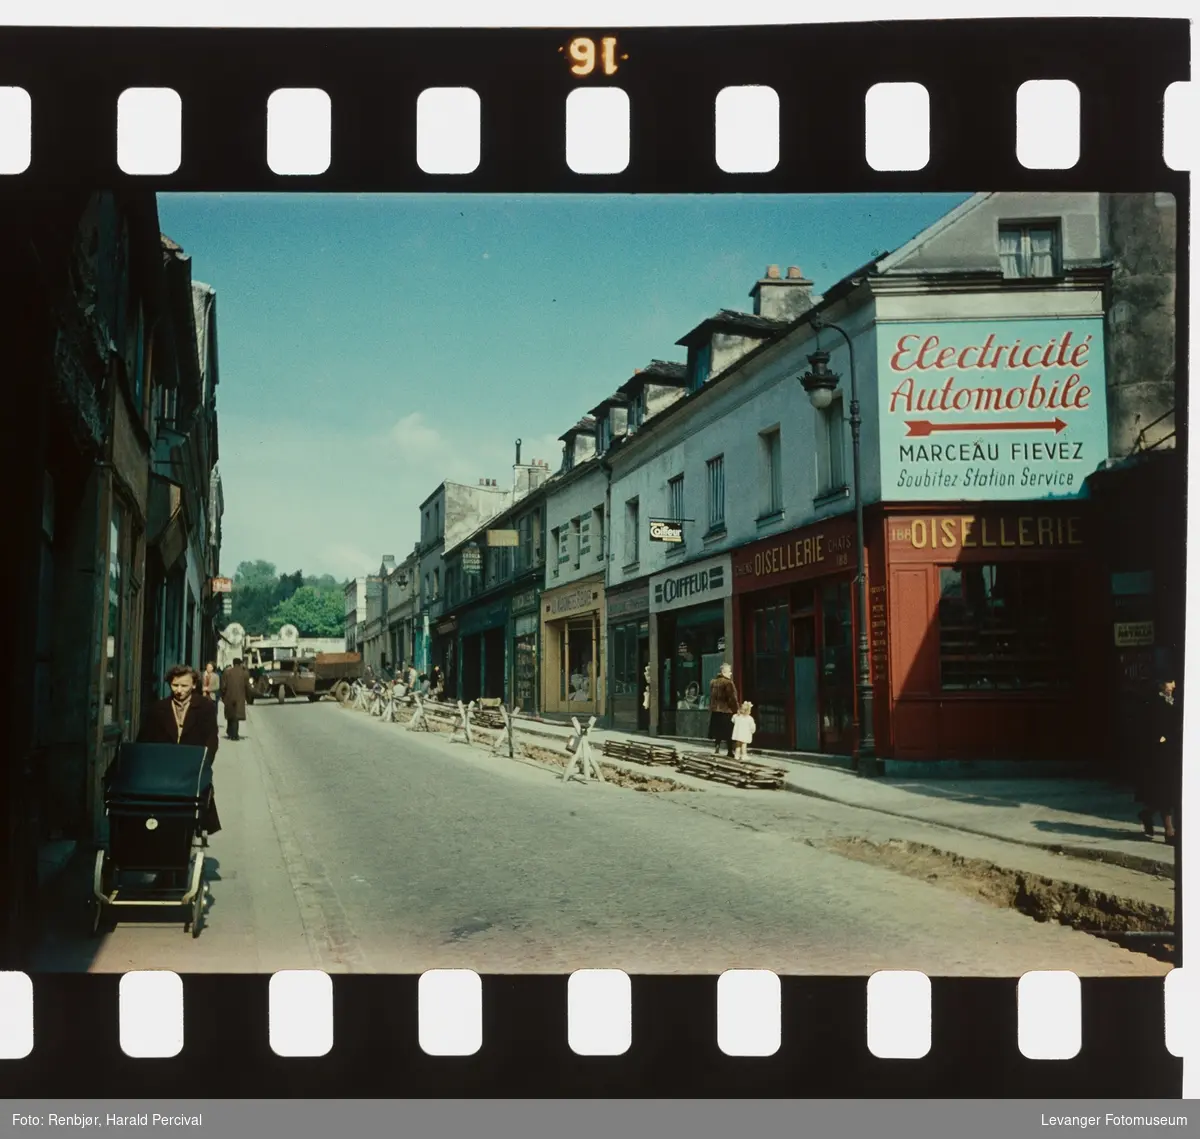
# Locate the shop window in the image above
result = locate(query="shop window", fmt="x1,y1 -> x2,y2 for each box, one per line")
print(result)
707,455 -> 725,531
103,502 -> 124,727
760,428 -> 783,516
816,396 -> 847,497
624,498 -> 639,566
662,605 -> 726,713
938,563 -> 1074,691
610,621 -> 645,703
562,618 -> 596,704
999,221 -> 1060,279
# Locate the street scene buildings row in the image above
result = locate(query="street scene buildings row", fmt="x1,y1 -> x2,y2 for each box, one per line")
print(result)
2,191 -> 224,965
352,192 -> 1179,786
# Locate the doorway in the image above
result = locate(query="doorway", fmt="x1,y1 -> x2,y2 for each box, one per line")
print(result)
791,611 -> 818,751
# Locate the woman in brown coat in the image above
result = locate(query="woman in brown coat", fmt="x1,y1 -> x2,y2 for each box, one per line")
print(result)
708,662 -> 739,758
137,664 -> 222,835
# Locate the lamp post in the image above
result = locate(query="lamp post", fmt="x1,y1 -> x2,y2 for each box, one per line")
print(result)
799,317 -> 878,777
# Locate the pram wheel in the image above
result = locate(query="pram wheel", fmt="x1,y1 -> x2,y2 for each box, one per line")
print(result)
91,850 -> 113,936
190,884 -> 208,938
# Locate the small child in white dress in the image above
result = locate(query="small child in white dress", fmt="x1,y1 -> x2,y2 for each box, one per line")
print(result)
731,701 -> 756,761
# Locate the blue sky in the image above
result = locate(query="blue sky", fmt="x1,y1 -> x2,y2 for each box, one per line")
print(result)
157,192 -> 972,581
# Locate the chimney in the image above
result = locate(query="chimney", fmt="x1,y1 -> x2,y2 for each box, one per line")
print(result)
749,264 -> 814,321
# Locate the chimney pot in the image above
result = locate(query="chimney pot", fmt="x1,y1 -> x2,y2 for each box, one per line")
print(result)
767,264 -> 781,279
787,265 -> 803,279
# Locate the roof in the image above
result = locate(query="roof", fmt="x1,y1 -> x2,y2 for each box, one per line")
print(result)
675,309 -> 790,348
558,415 -> 597,442
616,360 -> 687,399
588,392 -> 631,418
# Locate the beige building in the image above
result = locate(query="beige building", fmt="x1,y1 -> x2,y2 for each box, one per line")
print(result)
539,575 -> 606,720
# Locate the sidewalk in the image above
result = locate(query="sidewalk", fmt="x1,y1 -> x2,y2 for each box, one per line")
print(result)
510,714 -> 1175,880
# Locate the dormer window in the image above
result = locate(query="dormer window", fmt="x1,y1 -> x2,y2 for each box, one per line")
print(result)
999,221 -> 1060,279
690,343 -> 713,391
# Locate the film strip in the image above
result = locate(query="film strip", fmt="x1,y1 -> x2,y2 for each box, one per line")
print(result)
0,16 -> 1190,1101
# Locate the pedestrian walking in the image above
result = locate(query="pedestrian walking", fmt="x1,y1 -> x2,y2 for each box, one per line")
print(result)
202,661 -> 219,701
430,666 -> 444,698
221,656 -> 249,741
731,701 -> 757,762
1137,672 -> 1179,846
137,664 -> 221,835
708,663 -> 738,759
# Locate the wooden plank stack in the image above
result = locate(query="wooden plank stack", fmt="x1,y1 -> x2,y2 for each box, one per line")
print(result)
675,751 -> 787,790
602,739 -> 678,767
470,706 -> 508,730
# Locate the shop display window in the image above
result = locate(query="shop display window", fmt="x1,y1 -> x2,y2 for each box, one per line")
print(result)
938,563 -> 1074,690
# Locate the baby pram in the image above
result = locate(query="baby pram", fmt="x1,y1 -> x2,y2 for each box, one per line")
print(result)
91,741 -> 214,938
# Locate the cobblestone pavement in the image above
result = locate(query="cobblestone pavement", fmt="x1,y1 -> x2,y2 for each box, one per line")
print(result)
35,700 -> 1170,976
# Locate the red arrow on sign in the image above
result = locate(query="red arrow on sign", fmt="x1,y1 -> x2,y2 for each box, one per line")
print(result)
905,417 -> 1067,438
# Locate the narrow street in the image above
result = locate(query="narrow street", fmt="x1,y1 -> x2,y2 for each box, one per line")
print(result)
35,699 -> 1168,977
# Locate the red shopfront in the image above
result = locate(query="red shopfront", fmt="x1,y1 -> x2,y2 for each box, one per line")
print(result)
882,503 -> 1103,763
731,513 -> 870,755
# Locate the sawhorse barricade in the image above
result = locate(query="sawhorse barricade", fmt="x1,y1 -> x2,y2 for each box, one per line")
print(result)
489,705 -> 521,758
450,700 -> 475,745
407,692 -> 459,733
562,715 -> 603,784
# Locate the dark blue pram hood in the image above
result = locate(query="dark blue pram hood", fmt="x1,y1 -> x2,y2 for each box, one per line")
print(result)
107,743 -> 214,803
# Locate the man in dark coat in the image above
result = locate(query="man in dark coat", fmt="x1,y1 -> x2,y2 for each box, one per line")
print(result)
221,657 -> 249,740
138,663 -> 221,835
1138,675 -> 1179,845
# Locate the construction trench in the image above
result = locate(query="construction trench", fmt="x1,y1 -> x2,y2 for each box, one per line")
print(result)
358,697 -> 1178,963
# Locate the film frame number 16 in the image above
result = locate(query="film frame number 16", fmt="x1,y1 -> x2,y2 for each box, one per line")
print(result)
562,36 -> 628,77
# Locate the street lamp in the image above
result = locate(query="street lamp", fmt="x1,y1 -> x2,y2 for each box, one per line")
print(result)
799,317 -> 878,777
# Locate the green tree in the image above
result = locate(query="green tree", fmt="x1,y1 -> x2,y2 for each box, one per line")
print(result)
234,560 -> 278,588
266,586 -> 345,637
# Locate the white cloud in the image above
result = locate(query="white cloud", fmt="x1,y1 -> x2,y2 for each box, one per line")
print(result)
389,411 -> 444,456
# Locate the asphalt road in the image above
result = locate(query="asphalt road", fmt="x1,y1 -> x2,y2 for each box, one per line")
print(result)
36,698 -> 1167,976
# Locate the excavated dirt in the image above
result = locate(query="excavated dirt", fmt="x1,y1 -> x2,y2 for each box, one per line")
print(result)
822,835 -> 1176,960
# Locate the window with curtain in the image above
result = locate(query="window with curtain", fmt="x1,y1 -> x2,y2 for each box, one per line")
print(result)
999,222 -> 1060,279
624,499 -> 639,565
817,396 -> 847,496
707,455 -> 725,531
103,501 -> 124,727
762,429 -> 783,515
592,506 -> 605,562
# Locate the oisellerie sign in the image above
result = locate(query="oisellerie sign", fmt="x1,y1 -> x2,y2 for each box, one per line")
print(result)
732,517 -> 857,592
887,511 -> 1085,559
877,317 -> 1109,502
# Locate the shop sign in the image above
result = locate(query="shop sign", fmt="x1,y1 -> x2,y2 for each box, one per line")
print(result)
461,545 -> 482,574
607,584 -> 650,621
544,583 -> 601,620
649,519 -> 683,544
887,512 -> 1084,557
878,317 -> 1109,501
650,554 -> 731,614
211,576 -> 233,594
458,599 -> 509,638
732,516 -> 856,593
512,587 -> 539,614
487,529 -> 519,547
1114,620 -> 1155,648
436,618 -> 458,636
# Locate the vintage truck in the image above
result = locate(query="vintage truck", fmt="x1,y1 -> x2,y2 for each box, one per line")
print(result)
249,650 -> 365,704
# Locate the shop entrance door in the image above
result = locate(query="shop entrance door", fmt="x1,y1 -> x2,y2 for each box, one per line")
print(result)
819,579 -> 855,753
791,612 -> 819,751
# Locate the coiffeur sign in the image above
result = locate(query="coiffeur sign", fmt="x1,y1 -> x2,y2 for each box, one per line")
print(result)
877,318 -> 1109,501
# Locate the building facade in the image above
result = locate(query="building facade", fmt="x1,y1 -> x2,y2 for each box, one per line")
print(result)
2,192 -> 221,966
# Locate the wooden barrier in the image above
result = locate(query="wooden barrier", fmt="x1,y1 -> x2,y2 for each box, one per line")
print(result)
562,716 -> 603,784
